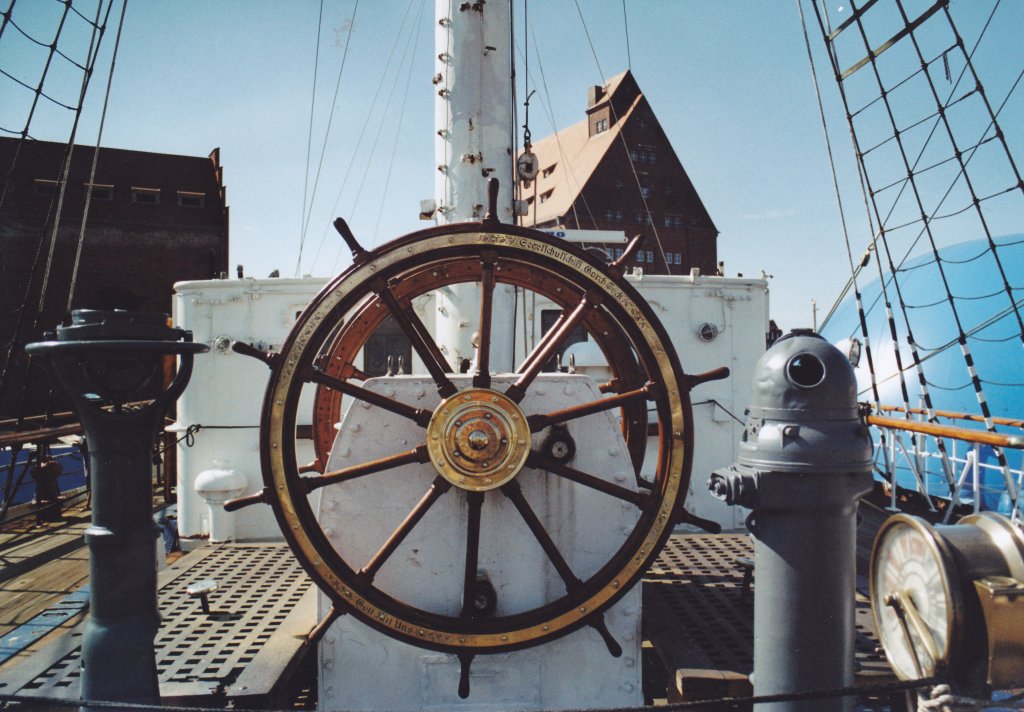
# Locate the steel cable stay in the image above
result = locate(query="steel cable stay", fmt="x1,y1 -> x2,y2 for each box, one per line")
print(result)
798,0 -> 884,411
295,0 -> 360,272
66,0 -> 128,316
369,1 -> 425,246
521,25 -> 600,233
571,0 -> 673,274
331,0 -> 425,271
305,0 -> 416,274
293,0 -> 325,278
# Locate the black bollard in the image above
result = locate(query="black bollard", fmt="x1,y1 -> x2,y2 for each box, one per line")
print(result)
27,310 -> 207,711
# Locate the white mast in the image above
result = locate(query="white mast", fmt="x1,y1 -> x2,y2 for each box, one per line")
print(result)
434,0 -> 516,372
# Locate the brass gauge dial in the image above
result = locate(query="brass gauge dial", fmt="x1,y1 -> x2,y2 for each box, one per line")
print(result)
870,512 -> 1024,686
869,514 -> 965,679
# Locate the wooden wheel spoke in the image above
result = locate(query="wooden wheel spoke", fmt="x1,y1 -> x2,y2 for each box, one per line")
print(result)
376,282 -> 457,398
506,296 -> 593,403
501,480 -> 581,590
460,491 -> 484,618
304,365 -> 432,427
358,476 -> 452,581
527,381 -> 658,432
527,452 -> 654,509
303,445 -> 430,493
472,256 -> 497,390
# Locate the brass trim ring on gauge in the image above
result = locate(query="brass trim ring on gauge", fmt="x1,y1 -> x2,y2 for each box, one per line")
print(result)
255,221 -> 693,657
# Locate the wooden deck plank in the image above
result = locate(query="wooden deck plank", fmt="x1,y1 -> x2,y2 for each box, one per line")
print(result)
0,503 -> 91,639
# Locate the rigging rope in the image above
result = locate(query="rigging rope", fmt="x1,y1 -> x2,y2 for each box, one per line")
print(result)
331,1 -> 423,269
67,0 -> 129,315
370,2 -> 425,245
296,0 -> 360,272
294,0 -> 325,278
797,0 -> 882,408
0,0 -> 114,422
523,19 -> 598,233
571,0 -> 673,274
813,0 -> 960,491
309,0 -> 417,273
819,0 -> 1003,329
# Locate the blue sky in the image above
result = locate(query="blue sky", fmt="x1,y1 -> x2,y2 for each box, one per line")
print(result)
2,0 -> 1021,331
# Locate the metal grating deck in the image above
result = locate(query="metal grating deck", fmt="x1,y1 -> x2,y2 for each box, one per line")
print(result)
642,533 -> 892,691
1,543 -> 316,703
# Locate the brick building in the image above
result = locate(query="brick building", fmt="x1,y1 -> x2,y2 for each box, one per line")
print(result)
0,137 -> 229,419
521,70 -> 717,276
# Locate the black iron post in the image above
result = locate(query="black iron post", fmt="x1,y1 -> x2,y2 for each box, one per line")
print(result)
27,310 -> 207,710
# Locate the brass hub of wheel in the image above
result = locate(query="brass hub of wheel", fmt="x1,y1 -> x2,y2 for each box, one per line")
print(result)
426,387 -> 531,491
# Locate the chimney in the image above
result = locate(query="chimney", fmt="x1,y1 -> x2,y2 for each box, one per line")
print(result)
587,85 -> 605,108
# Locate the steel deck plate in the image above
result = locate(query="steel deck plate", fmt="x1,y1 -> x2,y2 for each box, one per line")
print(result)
643,533 -> 892,691
1,543 -> 315,702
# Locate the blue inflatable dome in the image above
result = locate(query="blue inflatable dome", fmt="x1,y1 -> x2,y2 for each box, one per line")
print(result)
821,235 -> 1024,511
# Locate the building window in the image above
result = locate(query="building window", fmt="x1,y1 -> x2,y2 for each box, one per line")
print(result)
603,209 -> 614,222
542,163 -> 557,178
131,187 -> 160,204
674,253 -> 682,265
539,189 -> 553,203
646,250 -> 654,262
33,179 -> 58,196
595,118 -> 608,133
641,184 -> 652,198
177,191 -> 205,208
628,147 -> 657,165
637,251 -> 646,263
84,183 -> 114,201
614,248 -> 623,258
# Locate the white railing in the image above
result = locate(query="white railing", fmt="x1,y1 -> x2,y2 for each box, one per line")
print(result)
869,411 -> 1024,524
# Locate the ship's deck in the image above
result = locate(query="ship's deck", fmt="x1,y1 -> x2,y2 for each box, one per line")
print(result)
642,499 -> 894,703
0,498 -> 895,707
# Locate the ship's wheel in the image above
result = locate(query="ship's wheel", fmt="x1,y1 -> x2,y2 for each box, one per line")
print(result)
232,201 -> 711,694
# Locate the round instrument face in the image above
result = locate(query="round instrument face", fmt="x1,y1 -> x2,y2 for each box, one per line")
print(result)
869,514 -> 963,679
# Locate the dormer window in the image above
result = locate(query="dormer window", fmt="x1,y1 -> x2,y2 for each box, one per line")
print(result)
594,118 -> 609,133
131,187 -> 160,204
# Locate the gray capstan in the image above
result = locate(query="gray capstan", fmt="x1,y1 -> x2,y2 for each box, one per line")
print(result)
708,329 -> 873,712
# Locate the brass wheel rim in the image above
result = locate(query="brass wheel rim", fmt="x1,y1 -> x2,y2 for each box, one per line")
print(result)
260,223 -> 693,654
